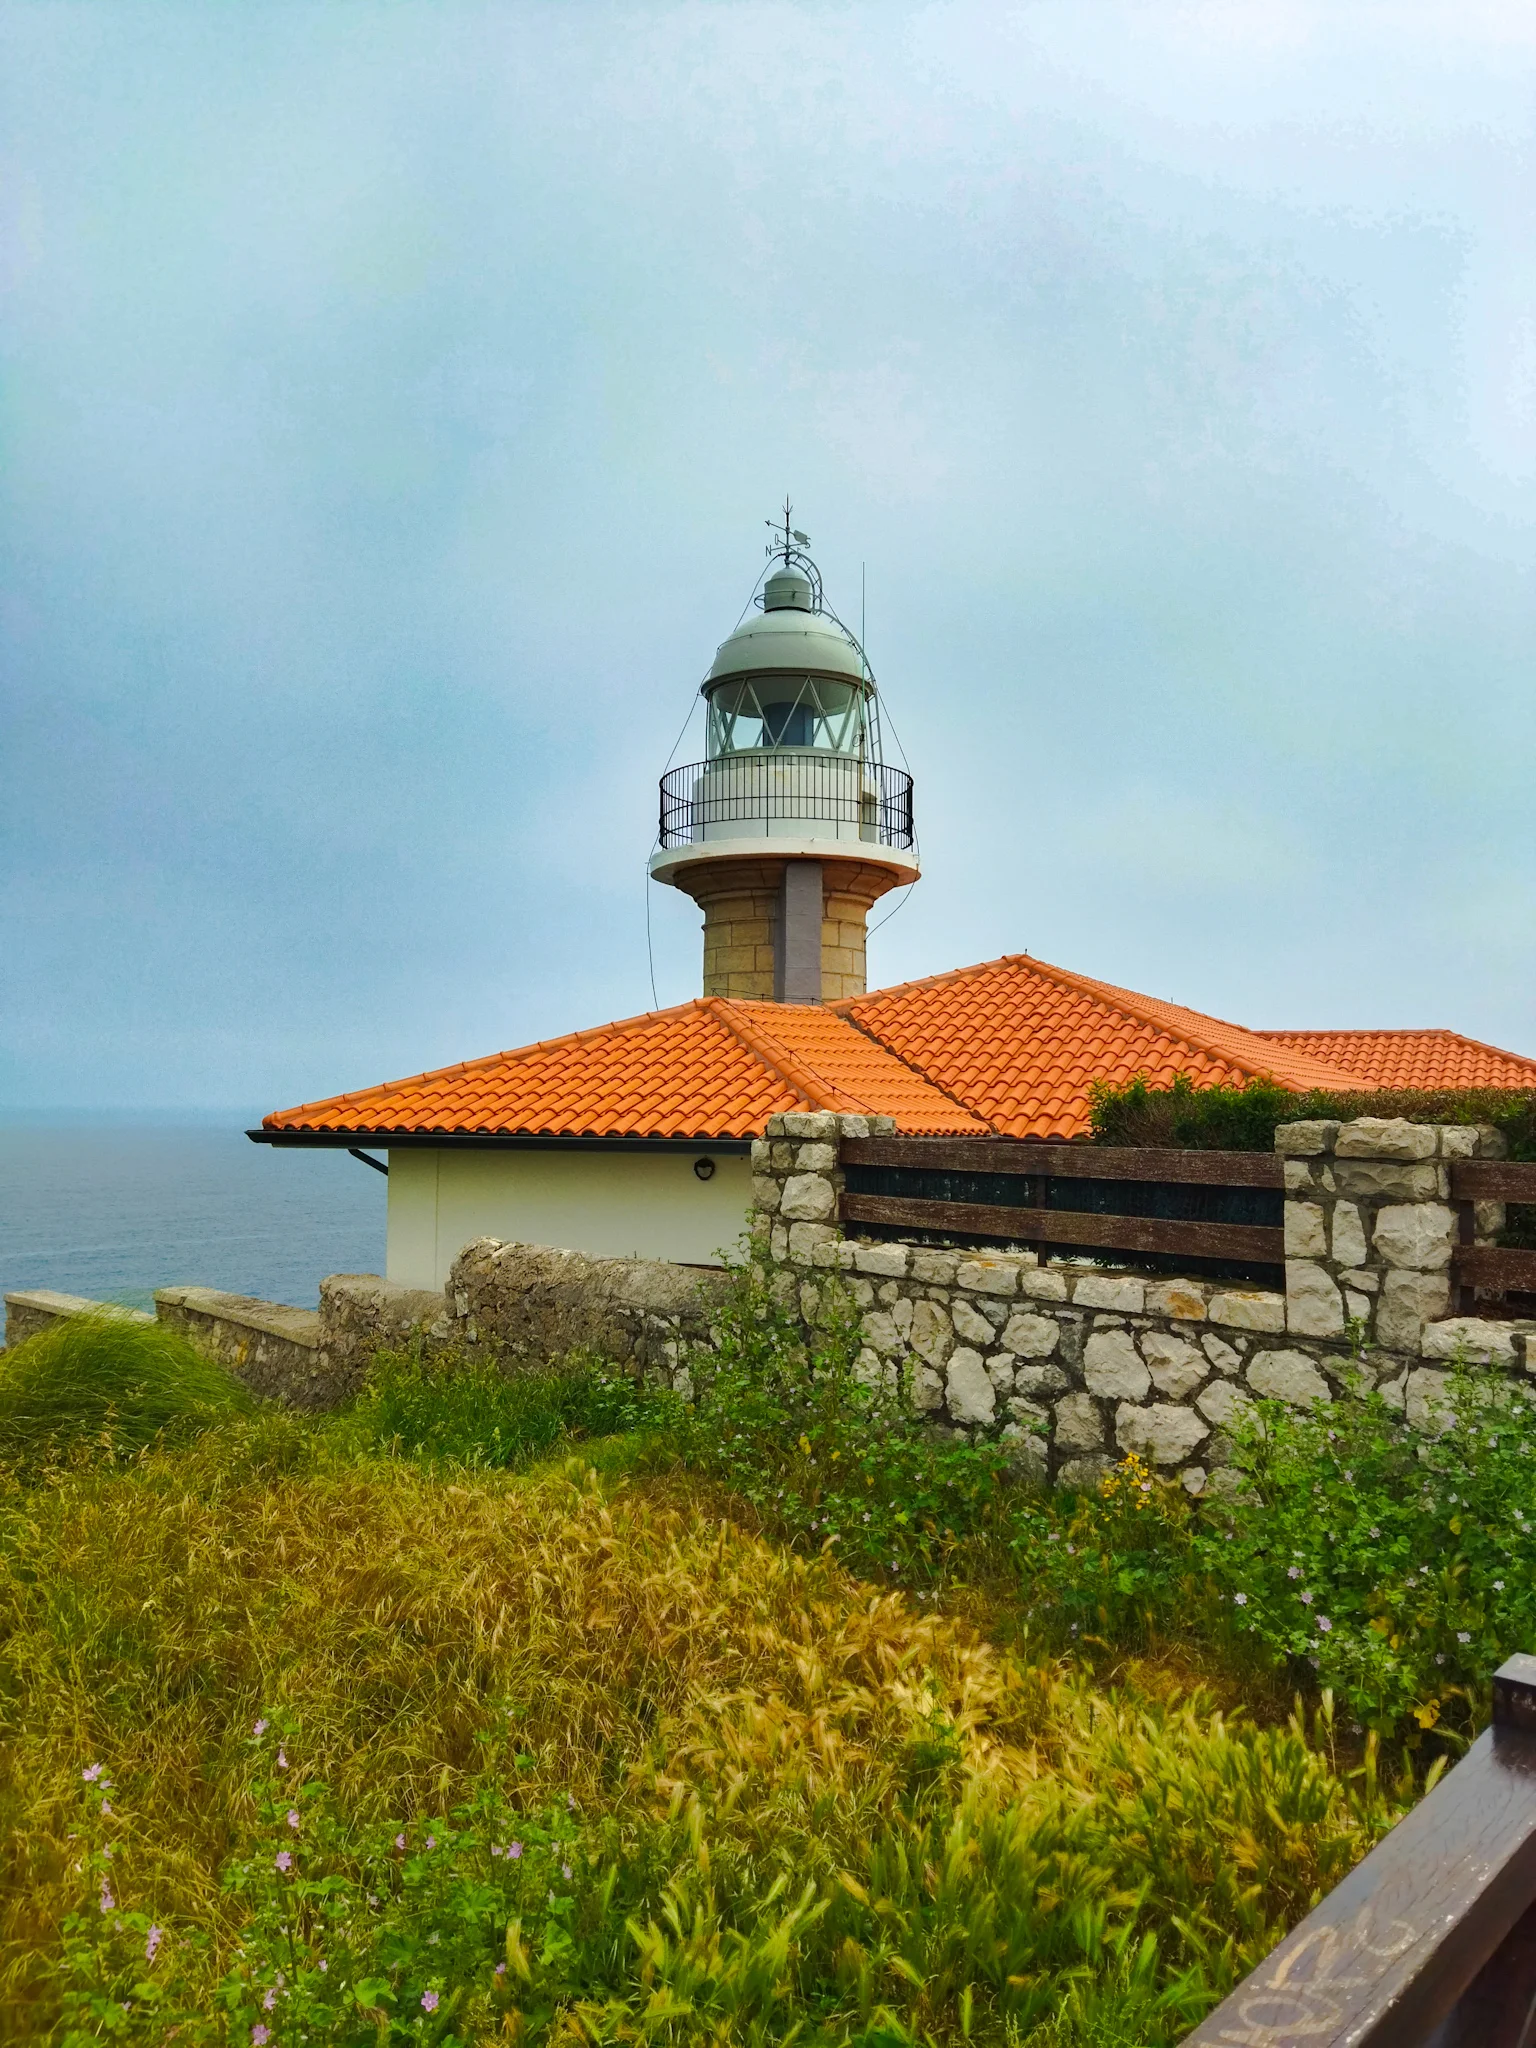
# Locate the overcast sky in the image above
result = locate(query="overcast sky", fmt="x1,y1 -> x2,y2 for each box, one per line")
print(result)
3,2 -> 1533,1111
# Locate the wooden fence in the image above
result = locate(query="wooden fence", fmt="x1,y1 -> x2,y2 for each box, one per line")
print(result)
839,1135 -> 1284,1284
1452,1159 -> 1536,1312
1179,1654 -> 1536,2048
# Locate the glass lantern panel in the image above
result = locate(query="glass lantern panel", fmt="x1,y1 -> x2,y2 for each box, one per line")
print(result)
706,677 -> 865,756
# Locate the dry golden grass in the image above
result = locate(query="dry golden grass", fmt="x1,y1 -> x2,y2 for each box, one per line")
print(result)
0,1416 -> 1418,2042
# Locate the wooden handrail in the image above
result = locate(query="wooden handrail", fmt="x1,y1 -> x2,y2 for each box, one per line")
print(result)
1452,1246 -> 1536,1295
1451,1161 -> 1536,1202
1179,1656 -> 1536,2048
839,1192 -> 1282,1265
841,1135 -> 1284,1188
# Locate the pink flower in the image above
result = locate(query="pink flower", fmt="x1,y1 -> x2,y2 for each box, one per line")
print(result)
286,1810 -> 300,1831
82,1764 -> 103,1782
1300,1590 -> 1314,1605
263,1989 -> 277,2010
426,1836 -> 437,1850
145,1926 -> 162,1963
276,1750 -> 288,1770
1232,1593 -> 1247,1607
275,1850 -> 293,1873
395,1834 -> 406,1850
1317,1616 -> 1333,1632
561,1864 -> 572,1880
101,1800 -> 113,1815
252,2028 -> 270,2046
421,1990 -> 439,2012
509,1841 -> 523,1860
254,1720 -> 268,1737
99,1882 -> 115,1914
495,1963 -> 506,1977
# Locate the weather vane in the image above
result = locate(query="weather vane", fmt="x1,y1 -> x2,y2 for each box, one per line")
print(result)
765,497 -> 810,561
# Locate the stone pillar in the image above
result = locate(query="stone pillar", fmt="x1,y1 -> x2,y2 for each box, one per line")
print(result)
1277,1117 -> 1506,1360
671,853 -> 907,1002
775,861 -> 823,1003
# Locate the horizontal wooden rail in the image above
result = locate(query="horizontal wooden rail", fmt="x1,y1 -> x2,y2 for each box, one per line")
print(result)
842,1135 -> 1284,1188
1180,1655 -> 1536,2048
1453,1246 -> 1536,1295
839,1192 -> 1283,1264
1452,1161 -> 1536,1202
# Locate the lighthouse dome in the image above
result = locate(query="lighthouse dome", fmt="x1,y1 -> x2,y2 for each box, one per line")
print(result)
706,603 -> 865,686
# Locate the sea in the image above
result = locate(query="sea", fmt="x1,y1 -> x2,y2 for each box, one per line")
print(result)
0,1113 -> 386,1328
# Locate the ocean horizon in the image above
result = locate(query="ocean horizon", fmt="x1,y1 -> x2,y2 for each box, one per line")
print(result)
0,1112 -> 386,1330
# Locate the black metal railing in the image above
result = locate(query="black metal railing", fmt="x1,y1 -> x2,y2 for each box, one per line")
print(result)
658,756 -> 915,851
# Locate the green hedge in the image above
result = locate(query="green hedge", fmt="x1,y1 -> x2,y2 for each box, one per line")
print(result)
1087,1071 -> 1536,1158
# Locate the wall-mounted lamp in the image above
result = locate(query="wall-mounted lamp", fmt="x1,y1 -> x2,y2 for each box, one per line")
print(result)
693,1157 -> 716,1182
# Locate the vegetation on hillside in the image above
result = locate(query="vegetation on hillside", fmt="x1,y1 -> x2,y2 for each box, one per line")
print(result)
4,1293 -> 1532,2042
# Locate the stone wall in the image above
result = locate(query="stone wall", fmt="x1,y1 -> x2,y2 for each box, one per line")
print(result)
750,1111 -> 1536,1496
2,1290 -> 153,1347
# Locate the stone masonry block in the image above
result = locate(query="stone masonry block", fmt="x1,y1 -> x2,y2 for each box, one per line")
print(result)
794,1143 -> 838,1172
1405,1367 -> 1455,1433
1145,1279 -> 1208,1321
1421,1318 -> 1523,1367
1000,1310 -> 1061,1358
1073,1275 -> 1146,1314
1247,1350 -> 1332,1408
945,1348 -> 996,1425
1373,1203 -> 1457,1272
910,1249 -> 959,1285
1116,1401 -> 1209,1466
1020,1269 -> 1069,1302
1333,1160 -> 1443,1202
853,1243 -> 909,1278
1284,1205 -> 1327,1259
778,1112 -> 840,1140
1208,1290 -> 1286,1334
909,1299 -> 954,1367
1330,1201 -> 1368,1268
1083,1328 -> 1151,1401
787,1221 -> 838,1263
1376,1270 -> 1450,1350
1197,1378 -> 1254,1429
751,1176 -> 781,1213
1286,1261 -> 1346,1339
952,1297 -> 995,1346
1053,1391 -> 1104,1450
957,1257 -> 1020,1297
1141,1331 -> 1207,1401
1202,1334 -> 1242,1375
1335,1117 -> 1436,1162
1274,1121 -> 1341,1156
780,1173 -> 836,1222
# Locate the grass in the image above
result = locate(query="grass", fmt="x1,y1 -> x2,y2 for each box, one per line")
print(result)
0,1308 -> 1469,2043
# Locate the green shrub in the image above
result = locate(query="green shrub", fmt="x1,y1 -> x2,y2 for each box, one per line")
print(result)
1087,1070 -> 1536,1156
1196,1364 -> 1536,1742
344,1345 -> 680,1470
677,1252 -> 1018,1582
0,1312 -> 251,1474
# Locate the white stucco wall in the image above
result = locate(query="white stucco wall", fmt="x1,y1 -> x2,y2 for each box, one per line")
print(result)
384,1146 -> 755,1290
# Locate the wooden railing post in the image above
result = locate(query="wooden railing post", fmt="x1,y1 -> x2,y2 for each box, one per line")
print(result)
1180,1656 -> 1536,2048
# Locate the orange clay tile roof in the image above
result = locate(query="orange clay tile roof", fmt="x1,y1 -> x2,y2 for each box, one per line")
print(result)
835,954 -> 1378,1139
262,996 -> 986,1140
1255,1029 -> 1536,1093
262,952 -> 1536,1143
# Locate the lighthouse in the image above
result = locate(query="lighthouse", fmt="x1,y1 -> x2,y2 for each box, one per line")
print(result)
649,513 -> 919,1002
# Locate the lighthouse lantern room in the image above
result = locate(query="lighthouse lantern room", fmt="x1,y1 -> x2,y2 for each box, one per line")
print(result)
649,513 -> 919,1003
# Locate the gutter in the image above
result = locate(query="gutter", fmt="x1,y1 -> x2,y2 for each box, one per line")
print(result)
247,1129 -> 755,1156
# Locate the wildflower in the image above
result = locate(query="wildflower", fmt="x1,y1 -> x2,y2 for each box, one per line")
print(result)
429,1932 -> 440,1946
426,1835 -> 437,1850
145,1926 -> 162,1963
263,1990 -> 277,2011
395,1834 -> 406,1850
1369,1527 -> 1380,1539
491,1846 -> 502,1858
495,1963 -> 506,1978
82,1764 -> 103,1782
319,1960 -> 327,1972
101,1799 -> 113,1815
252,2029 -> 270,2046
1233,1593 -> 1248,1607
286,1810 -> 300,1831
99,1882 -> 115,1914
509,1841 -> 523,1859
1317,1616 -> 1333,1632
421,1991 -> 439,2013
276,1749 -> 288,1771
1457,1630 -> 1472,1644
275,1851 -> 293,1873
1287,1566 -> 1301,1579
254,1720 -> 268,1737
1495,1580 -> 1506,1592
561,1863 -> 572,1880
1436,1652 -> 1446,1665
368,1894 -> 378,1907
1300,1590 -> 1314,1605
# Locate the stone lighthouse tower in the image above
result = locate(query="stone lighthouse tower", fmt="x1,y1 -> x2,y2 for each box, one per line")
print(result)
649,513 -> 918,1002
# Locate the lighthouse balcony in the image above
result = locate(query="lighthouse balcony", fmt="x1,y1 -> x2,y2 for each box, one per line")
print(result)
658,754 -> 915,853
